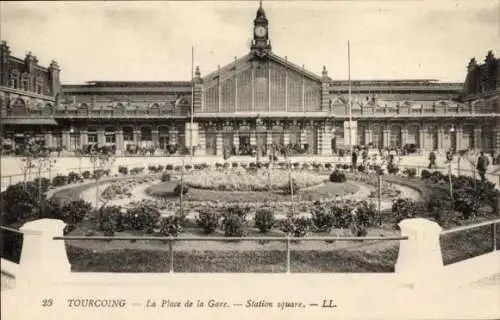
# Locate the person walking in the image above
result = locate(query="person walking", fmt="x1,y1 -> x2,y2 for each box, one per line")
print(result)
351,149 -> 358,171
477,151 -> 489,182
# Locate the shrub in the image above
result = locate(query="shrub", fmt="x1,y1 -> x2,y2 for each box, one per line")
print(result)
232,162 -> 239,168
223,162 -> 230,169
392,198 -> 422,225
280,216 -> 312,237
453,188 -> 481,220
329,170 -> 346,183
185,164 -> 192,170
33,177 -> 51,192
387,163 -> 399,174
97,205 -> 123,233
293,162 -> 300,169
335,164 -> 343,169
157,165 -> 165,172
158,215 -> 184,236
148,165 -> 157,172
283,179 -> 300,195
161,172 -> 172,182
52,175 -> 68,187
222,204 -> 251,223
215,163 -> 223,169
166,164 -> 174,171
311,201 -> 335,232
357,164 -> 366,173
254,208 -> 275,233
403,168 -> 417,178
118,166 -> 128,175
67,172 -> 83,184
56,199 -> 93,230
125,203 -> 160,233
342,164 -> 350,170
420,169 -> 431,180
82,171 -> 91,179
302,163 -> 310,170
196,209 -> 220,234
325,163 -> 332,169
312,162 -> 321,169
174,165 -> 183,172
173,184 -> 189,197
223,214 -> 246,237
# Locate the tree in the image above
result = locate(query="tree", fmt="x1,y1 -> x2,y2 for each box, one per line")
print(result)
85,144 -> 116,208
457,149 -> 479,190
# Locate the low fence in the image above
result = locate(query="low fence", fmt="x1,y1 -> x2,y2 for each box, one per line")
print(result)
1,218 -> 499,290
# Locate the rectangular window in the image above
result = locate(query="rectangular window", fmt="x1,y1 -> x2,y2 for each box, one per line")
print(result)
88,134 -> 98,144
105,134 -> 116,143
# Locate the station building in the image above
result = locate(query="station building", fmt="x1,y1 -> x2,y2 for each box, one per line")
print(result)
1,3 -> 499,156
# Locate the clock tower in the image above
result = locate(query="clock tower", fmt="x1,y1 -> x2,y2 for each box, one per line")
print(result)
251,0 -> 272,58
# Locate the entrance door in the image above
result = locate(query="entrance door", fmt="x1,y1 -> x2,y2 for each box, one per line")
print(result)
223,133 -> 234,155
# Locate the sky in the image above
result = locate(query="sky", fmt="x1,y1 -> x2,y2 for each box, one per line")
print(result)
1,0 -> 499,84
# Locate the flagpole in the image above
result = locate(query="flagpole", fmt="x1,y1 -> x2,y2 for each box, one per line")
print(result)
348,41 -> 353,155
190,46 -> 195,160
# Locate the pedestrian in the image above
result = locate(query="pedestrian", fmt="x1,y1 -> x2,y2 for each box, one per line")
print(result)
477,151 -> 489,181
351,149 -> 358,171
428,151 -> 436,169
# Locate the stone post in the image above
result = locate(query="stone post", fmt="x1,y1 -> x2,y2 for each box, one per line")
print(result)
18,219 -> 71,288
395,218 -> 443,289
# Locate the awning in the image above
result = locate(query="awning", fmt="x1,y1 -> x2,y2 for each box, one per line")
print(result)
1,118 -> 59,125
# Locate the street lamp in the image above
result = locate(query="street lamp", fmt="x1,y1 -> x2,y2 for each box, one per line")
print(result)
448,124 -> 455,201
256,115 -> 263,163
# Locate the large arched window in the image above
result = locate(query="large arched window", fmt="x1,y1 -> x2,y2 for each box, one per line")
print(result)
427,125 -> 438,151
371,125 -> 383,149
123,126 -> 134,143
140,126 -> 152,141
357,126 -> 366,146
389,125 -> 402,148
407,125 -> 420,147
462,125 -> 474,150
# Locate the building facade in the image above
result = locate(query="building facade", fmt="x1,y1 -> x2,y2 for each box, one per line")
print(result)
1,4 -> 499,156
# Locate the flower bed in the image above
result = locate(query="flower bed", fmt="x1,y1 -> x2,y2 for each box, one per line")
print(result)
101,177 -> 156,201
183,167 -> 326,192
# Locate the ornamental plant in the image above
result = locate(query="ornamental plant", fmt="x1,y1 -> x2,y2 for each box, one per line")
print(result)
196,209 -> 220,234
280,216 -> 312,238
453,188 -> 481,220
311,201 -> 335,232
173,184 -> 189,197
52,175 -> 69,187
222,214 -> 246,237
161,172 -> 172,182
329,170 -> 346,183
403,168 -> 417,178
391,198 -> 423,226
67,172 -> 84,184
158,215 -> 184,236
254,208 -> 275,233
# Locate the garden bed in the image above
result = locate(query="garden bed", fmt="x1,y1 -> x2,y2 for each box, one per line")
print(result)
146,181 -> 360,202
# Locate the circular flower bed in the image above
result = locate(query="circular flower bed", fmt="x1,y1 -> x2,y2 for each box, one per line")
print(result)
183,167 -> 327,192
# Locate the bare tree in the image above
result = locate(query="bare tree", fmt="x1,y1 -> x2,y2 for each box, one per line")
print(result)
86,145 -> 116,208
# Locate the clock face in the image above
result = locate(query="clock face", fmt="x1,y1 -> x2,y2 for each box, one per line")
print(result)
255,26 -> 267,37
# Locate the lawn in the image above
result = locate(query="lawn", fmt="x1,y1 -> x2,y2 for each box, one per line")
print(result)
146,180 -> 360,202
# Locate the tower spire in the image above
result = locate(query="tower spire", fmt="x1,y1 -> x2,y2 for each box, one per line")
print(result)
259,0 -> 262,9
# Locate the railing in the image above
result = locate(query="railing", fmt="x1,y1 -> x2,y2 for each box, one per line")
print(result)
51,235 -> 408,274
441,219 -> 499,253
